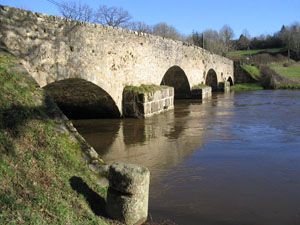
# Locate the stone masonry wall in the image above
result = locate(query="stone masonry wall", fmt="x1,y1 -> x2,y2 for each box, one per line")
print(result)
0,6 -> 234,116
191,86 -> 212,99
123,86 -> 174,118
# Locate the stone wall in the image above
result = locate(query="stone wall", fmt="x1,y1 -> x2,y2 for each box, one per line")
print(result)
0,6 -> 234,116
191,86 -> 212,99
234,62 -> 258,84
123,86 -> 174,118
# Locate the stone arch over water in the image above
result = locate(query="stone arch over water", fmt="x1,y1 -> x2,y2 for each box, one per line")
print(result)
161,66 -> 191,99
44,78 -> 120,119
205,69 -> 218,92
227,76 -> 234,86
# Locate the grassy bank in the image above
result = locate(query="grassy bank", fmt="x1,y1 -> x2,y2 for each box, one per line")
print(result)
231,83 -> 264,92
227,48 -> 283,59
0,51 -> 108,224
229,48 -> 300,90
240,64 -> 261,80
269,63 -> 300,80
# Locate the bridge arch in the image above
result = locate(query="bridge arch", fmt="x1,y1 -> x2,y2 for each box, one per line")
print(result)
44,78 -> 121,119
161,66 -> 191,99
205,69 -> 218,92
227,76 -> 234,86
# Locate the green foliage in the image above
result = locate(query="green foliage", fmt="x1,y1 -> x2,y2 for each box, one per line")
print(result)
269,63 -> 300,79
192,84 -> 209,89
231,83 -> 264,92
227,48 -> 283,58
0,52 -> 108,224
275,83 -> 300,89
124,84 -> 163,94
241,64 -> 261,80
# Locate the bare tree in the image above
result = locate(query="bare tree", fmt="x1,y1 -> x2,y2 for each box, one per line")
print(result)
95,5 -> 132,28
129,21 -> 152,33
290,23 -> 300,58
279,23 -> 300,59
59,1 -> 94,22
219,25 -> 234,52
242,29 -> 251,40
202,29 -> 225,54
152,22 -> 183,41
186,31 -> 203,47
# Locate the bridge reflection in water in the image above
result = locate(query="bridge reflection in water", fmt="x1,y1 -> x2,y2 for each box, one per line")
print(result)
72,93 -> 235,180
72,91 -> 300,225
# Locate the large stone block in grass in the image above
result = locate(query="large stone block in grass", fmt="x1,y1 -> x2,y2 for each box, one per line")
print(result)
108,162 -> 150,195
106,188 -> 148,225
106,163 -> 150,225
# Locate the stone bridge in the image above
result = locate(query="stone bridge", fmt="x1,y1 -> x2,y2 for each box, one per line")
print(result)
0,6 -> 234,118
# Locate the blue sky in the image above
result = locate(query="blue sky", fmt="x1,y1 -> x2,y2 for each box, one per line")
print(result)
1,0 -> 299,38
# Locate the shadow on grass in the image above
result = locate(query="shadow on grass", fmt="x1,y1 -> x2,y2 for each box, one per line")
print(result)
70,176 -> 107,217
0,94 -> 65,154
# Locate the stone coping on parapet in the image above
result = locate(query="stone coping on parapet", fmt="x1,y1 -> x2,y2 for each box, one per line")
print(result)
0,4 -> 233,65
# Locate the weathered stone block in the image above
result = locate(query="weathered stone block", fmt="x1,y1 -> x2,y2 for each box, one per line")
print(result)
106,163 -> 150,225
218,81 -> 231,92
191,86 -> 212,99
108,163 -> 150,195
151,101 -> 159,113
122,85 -> 174,118
144,103 -> 151,115
106,187 -> 148,225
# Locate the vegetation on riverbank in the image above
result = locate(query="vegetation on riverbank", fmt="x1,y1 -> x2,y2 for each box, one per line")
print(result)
229,48 -> 300,90
231,83 -> 264,92
240,64 -> 261,81
0,51 -> 108,224
269,62 -> 300,80
124,84 -> 164,94
227,48 -> 283,59
192,84 -> 209,89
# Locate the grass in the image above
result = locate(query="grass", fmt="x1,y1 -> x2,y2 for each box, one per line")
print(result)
241,64 -> 261,80
124,84 -> 163,94
275,83 -> 300,89
227,48 -> 283,58
0,51 -> 108,224
269,63 -> 300,80
192,84 -> 209,89
232,83 -> 264,92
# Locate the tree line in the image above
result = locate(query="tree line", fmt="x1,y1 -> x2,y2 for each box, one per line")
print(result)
58,1 -> 300,58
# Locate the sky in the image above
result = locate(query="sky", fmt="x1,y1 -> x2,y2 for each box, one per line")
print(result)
1,0 -> 299,38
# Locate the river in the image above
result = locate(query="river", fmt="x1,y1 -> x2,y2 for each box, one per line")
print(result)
73,90 -> 300,225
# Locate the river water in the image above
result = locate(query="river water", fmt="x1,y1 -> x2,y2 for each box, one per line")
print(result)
73,90 -> 300,225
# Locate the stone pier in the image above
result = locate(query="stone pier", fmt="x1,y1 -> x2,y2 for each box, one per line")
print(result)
122,85 -> 174,118
218,81 -> 231,92
191,85 -> 212,100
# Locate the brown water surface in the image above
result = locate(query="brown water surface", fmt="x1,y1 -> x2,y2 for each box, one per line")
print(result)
73,90 -> 300,225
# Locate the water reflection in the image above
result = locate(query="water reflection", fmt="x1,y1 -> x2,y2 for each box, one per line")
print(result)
73,93 -> 235,180
73,119 -> 121,155
72,91 -> 300,225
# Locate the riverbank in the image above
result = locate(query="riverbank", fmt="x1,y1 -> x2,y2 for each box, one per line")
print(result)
228,48 -> 300,91
0,51 -> 111,224
231,83 -> 264,92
